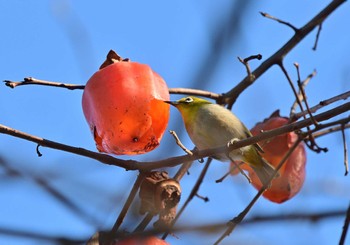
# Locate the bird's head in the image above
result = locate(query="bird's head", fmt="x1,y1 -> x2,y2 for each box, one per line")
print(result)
164,96 -> 211,120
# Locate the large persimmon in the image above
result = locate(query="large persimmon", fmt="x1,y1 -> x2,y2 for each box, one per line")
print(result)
231,111 -> 306,203
82,50 -> 170,155
114,236 -> 170,245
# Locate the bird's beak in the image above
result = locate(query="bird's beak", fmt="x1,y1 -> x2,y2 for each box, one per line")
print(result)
164,100 -> 178,106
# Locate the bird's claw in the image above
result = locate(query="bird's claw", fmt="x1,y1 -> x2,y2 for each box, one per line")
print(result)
227,138 -> 244,155
227,138 -> 240,147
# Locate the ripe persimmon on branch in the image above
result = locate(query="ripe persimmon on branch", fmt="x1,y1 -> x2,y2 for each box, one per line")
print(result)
2,0 -> 349,245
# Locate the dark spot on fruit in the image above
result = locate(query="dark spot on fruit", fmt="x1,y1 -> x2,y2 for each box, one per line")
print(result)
133,137 -> 139,142
143,136 -> 159,151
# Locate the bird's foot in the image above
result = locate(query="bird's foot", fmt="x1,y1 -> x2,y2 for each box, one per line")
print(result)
227,138 -> 240,147
227,138 -> 244,155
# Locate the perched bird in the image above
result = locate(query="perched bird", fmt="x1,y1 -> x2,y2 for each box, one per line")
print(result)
165,96 -> 276,186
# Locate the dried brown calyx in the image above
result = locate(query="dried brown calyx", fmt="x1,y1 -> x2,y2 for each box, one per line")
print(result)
139,171 -> 181,228
99,50 -> 130,70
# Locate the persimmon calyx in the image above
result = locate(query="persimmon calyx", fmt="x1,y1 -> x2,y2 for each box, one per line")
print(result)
100,49 -> 130,70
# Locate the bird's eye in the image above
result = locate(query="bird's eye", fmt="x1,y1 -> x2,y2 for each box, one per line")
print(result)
184,97 -> 193,103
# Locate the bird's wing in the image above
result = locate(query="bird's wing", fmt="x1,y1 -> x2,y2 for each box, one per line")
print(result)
240,121 -> 265,154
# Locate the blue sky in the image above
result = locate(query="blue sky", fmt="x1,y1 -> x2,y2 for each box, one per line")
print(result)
1,1 -> 349,244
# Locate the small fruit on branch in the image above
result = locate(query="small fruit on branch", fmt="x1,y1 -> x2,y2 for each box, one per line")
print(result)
231,110 -> 307,203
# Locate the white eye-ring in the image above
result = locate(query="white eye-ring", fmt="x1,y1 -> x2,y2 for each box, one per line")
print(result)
184,97 -> 193,103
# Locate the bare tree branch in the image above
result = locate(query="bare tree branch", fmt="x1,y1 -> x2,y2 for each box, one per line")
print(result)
293,90 -> 350,120
111,172 -> 146,233
1,100 -> 349,172
294,63 -> 318,126
4,77 -> 85,90
162,158 -> 213,239
169,130 -> 193,155
1,209 -> 346,243
224,0 -> 346,106
341,124 -> 349,176
290,69 -> 317,117
313,124 -> 350,138
260,12 -> 298,32
279,62 -> 306,115
96,209 -> 347,242
3,77 -> 221,100
340,202 -> 350,245
313,23 -> 323,51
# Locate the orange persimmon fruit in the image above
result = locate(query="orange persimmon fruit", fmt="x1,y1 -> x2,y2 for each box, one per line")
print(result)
231,110 -> 307,203
114,236 -> 170,245
82,50 -> 170,155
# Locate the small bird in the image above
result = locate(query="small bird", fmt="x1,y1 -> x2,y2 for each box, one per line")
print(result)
165,96 -> 276,186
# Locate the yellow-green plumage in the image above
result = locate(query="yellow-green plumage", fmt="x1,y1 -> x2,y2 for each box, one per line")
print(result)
166,96 -> 276,186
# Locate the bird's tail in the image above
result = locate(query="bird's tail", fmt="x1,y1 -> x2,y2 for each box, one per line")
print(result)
250,156 -> 278,187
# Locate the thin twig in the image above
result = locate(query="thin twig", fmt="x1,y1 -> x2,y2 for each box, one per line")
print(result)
302,117 -> 350,154
168,88 -> 221,100
227,155 -> 251,183
260,12 -> 299,32
294,90 -> 350,120
134,213 -> 154,233
306,117 -> 350,138
290,69 -> 317,118
111,172 -> 146,233
169,130 -> 193,155
215,161 -> 245,183
238,54 -> 262,78
294,63 -> 318,126
243,54 -> 263,63
215,171 -> 231,184
195,193 -> 210,202
339,202 -> 350,245
280,62 -> 305,114
235,55 -> 262,108
280,62 -> 322,153
303,133 -> 328,153
292,64 -> 325,153
36,144 -> 42,157
313,124 -> 350,139
173,161 -> 193,182
237,57 -> 254,84
313,23 -> 323,51
3,77 -> 85,90
341,124 -> 349,176
162,158 -> 212,239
